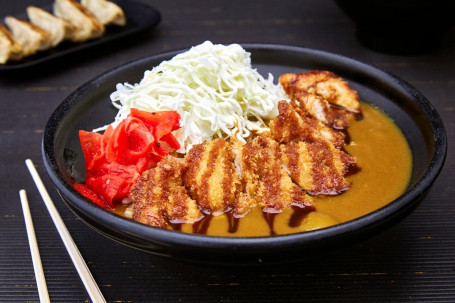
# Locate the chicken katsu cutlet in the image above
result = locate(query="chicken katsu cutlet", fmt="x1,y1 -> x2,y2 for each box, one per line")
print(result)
239,135 -> 314,213
280,140 -> 358,195
183,138 -> 246,216
126,68 -> 362,233
270,100 -> 346,149
290,93 -> 355,130
130,136 -> 316,228
279,70 -> 361,114
130,156 -> 203,228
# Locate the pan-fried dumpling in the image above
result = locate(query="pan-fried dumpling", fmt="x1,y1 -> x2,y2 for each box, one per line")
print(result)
4,16 -> 52,56
27,6 -> 75,47
81,0 -> 126,26
53,0 -> 105,42
0,24 -> 23,63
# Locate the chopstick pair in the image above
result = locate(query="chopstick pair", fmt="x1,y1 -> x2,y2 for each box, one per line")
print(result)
21,159 -> 106,303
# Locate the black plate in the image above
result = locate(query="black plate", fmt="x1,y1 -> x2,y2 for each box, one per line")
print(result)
0,0 -> 160,71
42,44 -> 447,265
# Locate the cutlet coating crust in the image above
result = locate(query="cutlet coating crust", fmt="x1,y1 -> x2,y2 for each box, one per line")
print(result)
279,70 -> 360,114
281,141 -> 356,195
270,101 -> 345,148
240,135 -> 314,213
183,139 -> 243,216
130,156 -> 202,227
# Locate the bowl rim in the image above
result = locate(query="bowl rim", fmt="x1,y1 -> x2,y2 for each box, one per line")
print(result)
42,43 -> 447,254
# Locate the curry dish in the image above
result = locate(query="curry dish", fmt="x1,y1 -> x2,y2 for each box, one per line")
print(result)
113,70 -> 412,236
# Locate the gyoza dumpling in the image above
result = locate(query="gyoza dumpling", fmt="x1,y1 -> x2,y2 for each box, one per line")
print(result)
53,0 -> 105,42
0,24 -> 23,63
27,5 -> 75,47
4,16 -> 52,56
81,0 -> 126,26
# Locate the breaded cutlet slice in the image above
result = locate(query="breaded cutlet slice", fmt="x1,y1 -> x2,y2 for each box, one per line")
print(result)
239,135 -> 314,213
280,140 -> 358,195
270,101 -> 345,149
130,156 -> 203,228
183,138 -> 243,216
279,70 -> 361,114
290,93 -> 356,130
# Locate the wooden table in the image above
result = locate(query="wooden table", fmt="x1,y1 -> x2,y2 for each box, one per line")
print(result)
1,0 -> 454,301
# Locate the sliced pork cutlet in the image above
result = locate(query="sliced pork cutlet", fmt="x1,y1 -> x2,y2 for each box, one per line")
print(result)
279,70 -> 361,115
130,156 -> 203,228
270,100 -> 345,149
290,93 -> 355,130
280,140 -> 358,195
183,138 -> 244,216
239,135 -> 314,214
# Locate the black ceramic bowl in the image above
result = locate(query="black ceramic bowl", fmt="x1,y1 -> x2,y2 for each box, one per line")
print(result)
42,44 -> 446,265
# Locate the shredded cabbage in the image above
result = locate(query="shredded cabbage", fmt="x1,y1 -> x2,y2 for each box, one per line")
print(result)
101,41 -> 286,153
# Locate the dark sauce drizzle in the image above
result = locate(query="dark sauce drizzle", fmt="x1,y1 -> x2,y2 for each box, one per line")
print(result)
329,103 -> 364,121
289,206 -> 313,228
169,223 -> 182,232
192,215 -> 212,234
354,111 -> 364,121
169,207 -> 314,236
263,212 -> 278,236
226,212 -> 240,234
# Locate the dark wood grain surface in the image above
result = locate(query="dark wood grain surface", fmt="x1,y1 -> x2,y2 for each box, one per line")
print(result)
1,0 -> 454,302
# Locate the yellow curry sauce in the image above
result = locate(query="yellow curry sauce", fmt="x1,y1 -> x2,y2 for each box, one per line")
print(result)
115,101 -> 412,237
